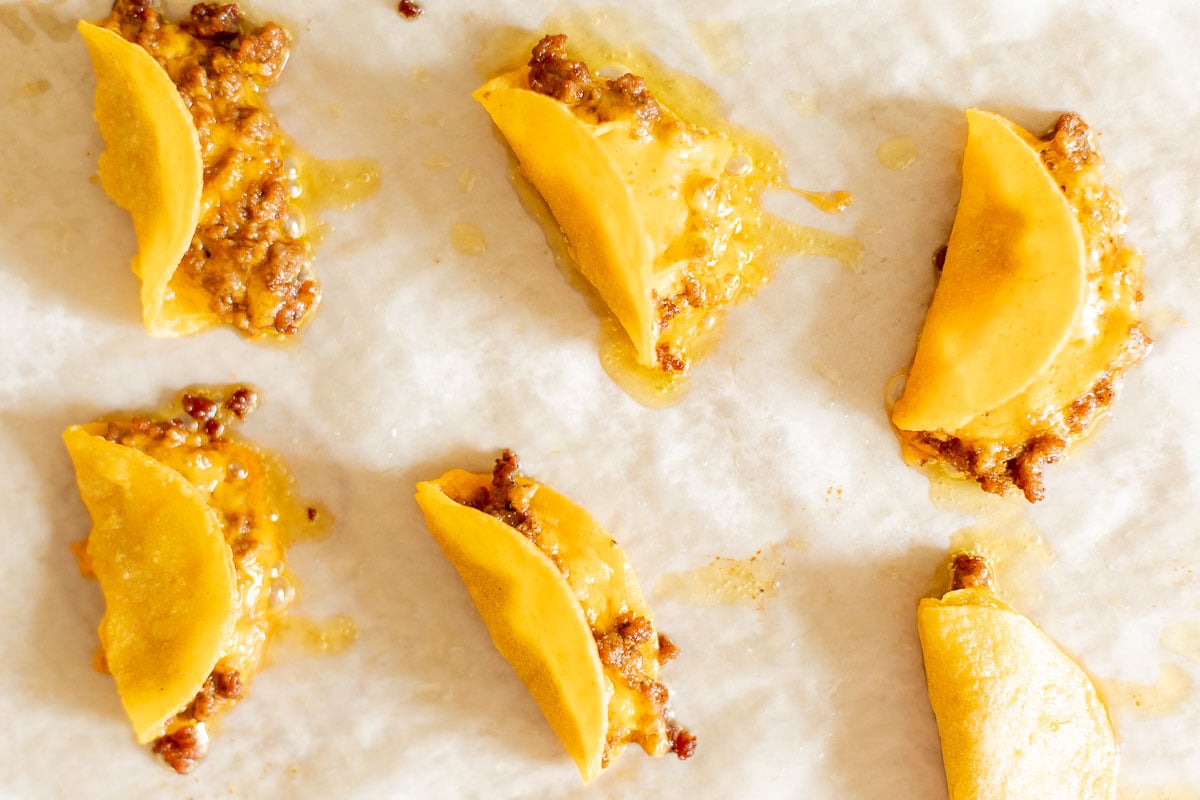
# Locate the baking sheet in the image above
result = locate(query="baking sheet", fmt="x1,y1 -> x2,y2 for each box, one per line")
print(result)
2,0 -> 1199,797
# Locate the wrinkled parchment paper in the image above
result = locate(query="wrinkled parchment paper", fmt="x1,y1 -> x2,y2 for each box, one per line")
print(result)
2,0 -> 1199,797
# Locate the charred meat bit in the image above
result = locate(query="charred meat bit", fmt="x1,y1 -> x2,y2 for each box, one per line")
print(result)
949,554 -> 994,591
1047,112 -> 1098,167
671,728 -> 698,760
463,450 -> 539,536
1005,434 -> 1066,503
224,386 -> 258,419
1065,377 -> 1114,433
527,34 -> 663,129
595,616 -> 654,672
213,666 -> 244,700
642,680 -> 670,706
181,3 -> 242,41
153,726 -> 207,775
492,448 -> 520,489
605,73 -> 661,124
617,616 -> 655,645
109,0 -> 161,39
656,342 -> 687,373
656,633 -> 680,663
231,533 -> 259,559
397,0 -> 424,19
528,34 -> 593,104
914,433 -> 979,480
234,22 -> 288,79
187,677 -> 219,721
911,431 -> 1050,500
203,418 -> 225,439
182,393 -> 218,422
655,292 -> 681,330
681,274 -> 706,307
185,665 -> 242,722
933,244 -> 948,273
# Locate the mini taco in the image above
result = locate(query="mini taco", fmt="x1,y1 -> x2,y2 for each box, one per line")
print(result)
79,20 -> 205,335
65,386 -> 321,773
891,109 -> 1147,501
414,450 -> 694,782
475,34 -> 838,378
918,554 -> 1118,800
81,2 -> 323,338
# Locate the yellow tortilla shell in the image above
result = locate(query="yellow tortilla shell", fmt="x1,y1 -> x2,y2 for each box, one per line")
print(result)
918,588 -> 1118,800
415,470 -> 611,782
64,425 -> 237,744
474,69 -> 732,366
892,109 -> 1087,432
79,21 -> 209,336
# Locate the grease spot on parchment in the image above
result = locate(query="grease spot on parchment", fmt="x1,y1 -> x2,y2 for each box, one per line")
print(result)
276,614 -> 359,656
23,78 -> 50,97
1099,662 -> 1193,718
810,356 -> 844,387
786,91 -> 820,118
458,168 -> 478,193
451,222 -> 487,256
1122,784 -> 1200,800
687,18 -> 746,74
655,538 -> 806,609
0,1 -> 74,45
1163,621 -> 1200,663
877,136 -> 918,171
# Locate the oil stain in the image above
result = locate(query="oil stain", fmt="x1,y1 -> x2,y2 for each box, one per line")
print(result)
655,538 -> 807,609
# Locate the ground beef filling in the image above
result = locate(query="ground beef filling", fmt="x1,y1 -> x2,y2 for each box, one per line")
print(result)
101,385 -> 258,452
104,1 -> 318,336
463,449 -> 541,538
949,554 -> 994,592
396,0 -> 424,20
595,616 -> 696,761
465,451 -> 694,761
151,725 -> 206,775
528,34 -> 661,128
907,113 -> 1149,502
652,272 -> 713,372
152,664 -> 243,774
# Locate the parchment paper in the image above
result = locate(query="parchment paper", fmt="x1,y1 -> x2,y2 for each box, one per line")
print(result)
2,0 -> 1198,797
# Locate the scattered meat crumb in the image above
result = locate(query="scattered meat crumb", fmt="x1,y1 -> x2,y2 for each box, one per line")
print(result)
671,728 -> 698,760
